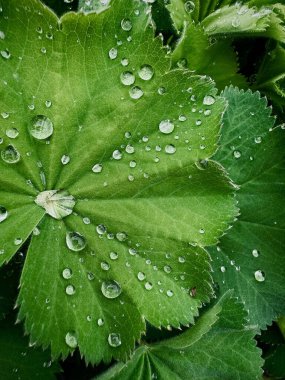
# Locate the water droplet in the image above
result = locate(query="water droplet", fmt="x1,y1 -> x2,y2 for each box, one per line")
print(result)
112,149 -> 122,160
61,155 -> 70,165
83,217 -> 90,225
87,272 -> 95,281
96,224 -> 106,235
108,47 -> 118,60
158,86 -> 166,95
62,268 -> 72,279
6,128 -> 19,139
121,58 -> 129,66
100,261 -> 110,271
138,64 -> 154,81
35,190 -> 75,220
0,206 -> 8,223
233,150 -> 241,159
1,49 -> 11,59
179,115 -> 187,122
184,1 -> 195,13
195,119 -> 202,126
159,120 -> 174,134
97,318 -> 104,326
66,232 -> 86,252
92,163 -> 103,173
65,284 -> 76,295
29,115 -> 53,140
1,145 -> 20,164
199,228 -> 205,234
220,266 -> 226,272
145,282 -> 153,290
254,136 -> 262,144
120,71 -> 135,86
203,95 -> 216,106
121,18 -> 132,31
254,270 -> 265,282
86,315 -> 92,322
0,31 -> 5,40
178,256 -> 185,263
166,290 -> 173,297
110,251 -> 118,260
125,144 -> 135,154
14,238 -> 22,246
137,272 -> 146,281
129,86 -> 143,99
252,249 -> 259,258
108,333 -> 121,347
101,280 -> 122,298
129,160 -> 136,168
165,144 -> 176,154
116,232 -> 127,241
1,112 -> 9,119
65,332 -> 77,348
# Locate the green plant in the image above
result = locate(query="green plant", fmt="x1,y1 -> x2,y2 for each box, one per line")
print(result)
0,0 -> 284,379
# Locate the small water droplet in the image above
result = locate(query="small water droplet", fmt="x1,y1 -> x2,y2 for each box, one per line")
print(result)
108,333 -> 121,347
125,144 -> 135,154
233,150 -> 241,159
6,128 -> 19,139
252,249 -> 259,258
83,217 -> 90,225
129,86 -> 143,99
1,112 -> 9,119
100,261 -> 110,271
110,251 -> 118,260
166,290 -> 173,297
203,95 -> 216,106
120,71 -> 135,86
62,268 -> 72,279
92,163 -> 103,173
195,119 -> 202,126
254,136 -> 262,144
116,232 -> 127,241
1,145 -> 20,164
159,120 -> 174,134
254,270 -> 265,282
0,206 -> 8,223
165,144 -> 176,154
65,332 -> 77,348
129,160 -> 136,168
61,155 -> 70,165
121,57 -> 129,66
66,232 -> 86,252
108,47 -> 118,60
137,272 -> 146,281
178,256 -> 185,263
1,49 -> 11,59
97,318 -> 104,326
138,64 -> 154,81
121,18 -> 132,31
0,31 -> 5,40
29,115 -> 53,140
145,281 -> 153,290
184,1 -> 195,13
65,284 -> 76,295
101,280 -> 122,298
158,86 -> 166,95
112,149 -> 122,160
220,266 -> 226,273
96,224 -> 107,235
14,238 -> 22,246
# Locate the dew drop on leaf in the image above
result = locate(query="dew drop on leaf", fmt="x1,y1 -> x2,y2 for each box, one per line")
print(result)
66,232 -> 86,252
97,318 -> 104,326
184,0 -> 195,13
0,31 -> 5,40
61,155 -> 70,165
121,18 -> 132,31
45,100 -> 52,108
29,115 -> 53,140
254,270 -> 265,282
108,47 -> 118,60
252,249 -> 260,258
101,280 -> 122,299
116,232 -> 127,241
129,86 -> 143,99
65,284 -> 76,295
158,86 -> 166,95
138,64 -> 154,81
159,120 -> 174,134
203,95 -> 216,106
35,190 -> 75,219
14,238 -> 22,246
137,272 -> 146,281
254,136 -> 262,144
166,290 -> 173,297
110,251 -> 118,260
233,150 -> 241,159
165,144 -> 176,154
145,281 -> 153,290
120,71 -> 135,86
83,217 -> 90,225
1,112 -> 9,119
112,149 -> 122,160
1,49 -> 11,59
220,266 -> 226,272
1,145 -> 20,164
65,332 -> 77,348
0,206 -> 8,223
6,128 -> 19,139
100,261 -> 110,271
108,333 -> 121,347
96,224 -> 107,235
92,163 -> 103,173
62,268 -> 72,279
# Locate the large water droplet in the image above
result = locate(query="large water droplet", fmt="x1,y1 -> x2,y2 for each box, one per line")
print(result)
121,18 -> 132,31
65,332 -> 77,348
138,64 -> 154,81
108,333 -> 121,347
129,86 -> 143,99
101,280 -> 122,299
0,206 -> 8,223
35,190 -> 75,220
159,120 -> 174,134
1,145 -> 20,164
165,144 -> 176,154
29,115 -> 53,140
120,71 -> 135,86
66,232 -> 86,252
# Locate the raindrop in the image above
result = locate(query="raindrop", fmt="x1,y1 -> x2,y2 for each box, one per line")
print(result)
233,150 -> 241,159
1,49 -> 11,59
165,144 -> 176,154
164,265 -> 172,273
96,224 -> 106,235
110,251 -> 118,260
254,270 -> 265,282
252,249 -> 259,258
108,47 -> 118,60
121,58 -> 129,66
184,1 -> 195,13
178,256 -> 185,263
254,136 -> 262,144
120,71 -> 135,86
92,163 -> 103,173
1,145 -> 20,164
129,86 -> 143,99
62,268 -> 72,279
158,86 -> 166,95
137,272 -> 146,281
203,95 -> 216,106
65,284 -> 76,295
66,232 -> 86,252
116,232 -> 127,241
195,119 -> 202,126
0,206 -> 8,223
179,115 -> 187,122
166,290 -> 173,297
138,64 -> 154,81
14,238 -> 22,246
83,217 -> 90,225
159,120 -> 174,134
0,31 -> 5,40
1,112 -> 9,119
61,155 -> 70,165
65,332 -> 77,348
45,100 -> 52,108
121,18 -> 132,31
29,115 -> 53,140
97,318 -> 104,326
125,145 -> 135,154
145,282 -> 153,290
112,150 -> 122,160
108,333 -> 121,347
101,280 -> 122,298
199,228 -> 205,234
6,128 -> 19,139
129,160 -> 136,168
100,261 -> 110,271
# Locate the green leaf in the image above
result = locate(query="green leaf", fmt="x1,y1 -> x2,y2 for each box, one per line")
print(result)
0,317 -> 60,380
210,86 -> 285,329
96,293 -> 263,380
0,0 -> 237,363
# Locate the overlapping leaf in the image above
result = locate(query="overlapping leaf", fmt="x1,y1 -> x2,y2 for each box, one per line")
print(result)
210,86 -> 285,329
0,0 -> 237,362
96,293 -> 263,380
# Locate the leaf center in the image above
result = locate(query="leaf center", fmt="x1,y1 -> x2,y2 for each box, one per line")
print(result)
35,190 -> 75,220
